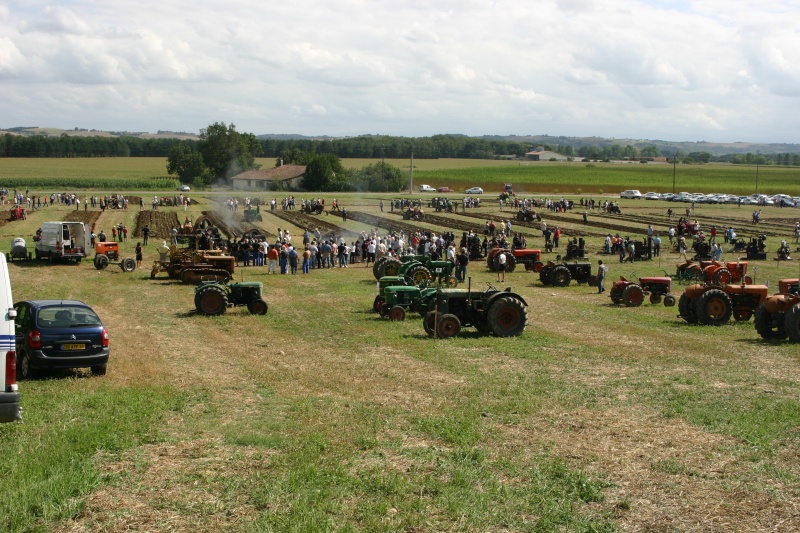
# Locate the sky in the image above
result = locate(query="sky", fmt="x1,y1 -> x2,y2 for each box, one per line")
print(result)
1,0 -> 799,143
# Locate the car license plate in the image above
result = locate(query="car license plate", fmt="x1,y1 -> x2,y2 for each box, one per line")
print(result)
61,343 -> 85,350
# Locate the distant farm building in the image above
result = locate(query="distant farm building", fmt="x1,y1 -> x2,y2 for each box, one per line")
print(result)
525,150 -> 569,161
231,164 -> 306,190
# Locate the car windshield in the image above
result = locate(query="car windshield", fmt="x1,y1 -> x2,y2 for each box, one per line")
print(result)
36,306 -> 102,328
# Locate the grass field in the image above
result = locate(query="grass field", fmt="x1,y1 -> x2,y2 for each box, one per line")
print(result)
0,192 -> 798,531
2,157 -> 799,196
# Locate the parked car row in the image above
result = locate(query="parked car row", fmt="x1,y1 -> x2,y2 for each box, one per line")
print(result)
420,184 -> 484,194
623,190 -> 799,206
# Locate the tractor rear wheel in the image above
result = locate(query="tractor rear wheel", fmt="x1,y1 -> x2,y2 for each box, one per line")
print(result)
247,299 -> 268,315
373,295 -> 385,313
372,256 -> 388,279
423,311 -> 437,337
389,306 -> 406,321
663,295 -> 676,307
488,296 -> 528,337
197,286 -> 228,316
504,253 -> 516,273
678,293 -> 698,324
713,268 -> 732,285
622,284 -> 644,307
436,314 -> 461,338
611,297 -> 622,305
783,303 -> 800,343
381,259 -> 401,277
550,266 -> 571,287
754,304 -> 787,340
94,254 -> 109,270
696,288 -> 732,326
406,265 -> 431,286
649,293 -> 662,305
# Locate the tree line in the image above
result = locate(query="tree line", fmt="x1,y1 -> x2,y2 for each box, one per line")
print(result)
3,130 -> 798,168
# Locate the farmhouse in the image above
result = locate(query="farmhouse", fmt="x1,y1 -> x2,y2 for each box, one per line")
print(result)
525,149 -> 569,161
231,164 -> 306,190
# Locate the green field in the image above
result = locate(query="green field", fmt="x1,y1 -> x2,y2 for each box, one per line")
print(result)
2,157 -> 798,196
0,191 -> 798,531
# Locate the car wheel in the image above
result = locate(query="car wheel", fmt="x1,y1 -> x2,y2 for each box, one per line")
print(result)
17,351 -> 34,380
91,363 -> 107,376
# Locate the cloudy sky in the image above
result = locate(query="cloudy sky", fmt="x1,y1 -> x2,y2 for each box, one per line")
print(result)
1,0 -> 799,142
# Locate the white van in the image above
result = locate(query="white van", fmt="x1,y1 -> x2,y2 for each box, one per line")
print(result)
35,222 -> 92,263
0,254 -> 20,423
419,184 -> 436,192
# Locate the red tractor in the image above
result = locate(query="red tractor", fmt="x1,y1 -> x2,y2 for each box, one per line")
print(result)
609,276 -> 676,307
753,278 -> 800,341
9,206 -> 25,221
486,247 -> 543,273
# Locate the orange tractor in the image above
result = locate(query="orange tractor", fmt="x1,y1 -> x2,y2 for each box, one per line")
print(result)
609,275 -> 675,307
677,282 -> 769,325
753,279 -> 800,341
486,247 -> 544,273
93,242 -> 136,272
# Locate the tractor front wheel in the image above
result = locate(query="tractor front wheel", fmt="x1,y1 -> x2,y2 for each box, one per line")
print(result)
389,306 -> 406,321
437,314 -> 461,338
754,304 -> 787,340
197,286 -> 228,316
247,299 -> 268,315
713,268 -> 732,285
649,293 -> 662,305
488,296 -> 528,337
622,284 -> 644,307
663,295 -> 676,307
696,288 -> 732,326
678,293 -> 698,324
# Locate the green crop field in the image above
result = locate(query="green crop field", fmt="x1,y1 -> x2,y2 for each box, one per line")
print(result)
0,192 -> 798,531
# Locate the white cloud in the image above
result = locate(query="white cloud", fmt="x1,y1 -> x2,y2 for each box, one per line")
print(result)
0,0 -> 798,142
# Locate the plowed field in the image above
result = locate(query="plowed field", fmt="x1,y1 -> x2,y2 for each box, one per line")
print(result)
134,211 -> 180,240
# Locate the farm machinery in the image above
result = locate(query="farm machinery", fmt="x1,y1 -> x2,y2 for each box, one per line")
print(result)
378,284 -> 438,321
8,237 -> 29,261
194,280 -> 268,316
538,260 -> 594,287
242,207 -> 262,223
670,260 -> 753,286
9,206 -> 26,221
609,276 -> 676,307
373,254 -> 457,286
486,247 -> 544,273
745,235 -> 767,260
402,207 -> 426,221
560,237 -> 590,261
677,282 -> 770,326
93,242 -> 136,272
421,282 -> 528,338
775,240 -> 792,261
151,235 -> 235,284
753,279 -> 800,341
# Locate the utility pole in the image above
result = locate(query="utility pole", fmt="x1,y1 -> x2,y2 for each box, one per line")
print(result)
672,155 -> 676,194
410,151 -> 414,193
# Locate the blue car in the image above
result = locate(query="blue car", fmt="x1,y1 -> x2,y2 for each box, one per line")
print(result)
14,300 -> 109,379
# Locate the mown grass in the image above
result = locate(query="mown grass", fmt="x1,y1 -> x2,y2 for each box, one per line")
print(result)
0,196 -> 798,530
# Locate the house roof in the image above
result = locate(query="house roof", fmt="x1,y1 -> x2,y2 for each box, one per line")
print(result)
232,165 -> 306,182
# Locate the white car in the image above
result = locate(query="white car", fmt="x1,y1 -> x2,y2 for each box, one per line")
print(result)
419,184 -> 435,192
176,185 -> 191,192
620,190 -> 643,199
644,192 -> 661,200
464,187 -> 484,194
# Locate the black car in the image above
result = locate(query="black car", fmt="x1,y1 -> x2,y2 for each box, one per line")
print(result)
14,300 -> 109,378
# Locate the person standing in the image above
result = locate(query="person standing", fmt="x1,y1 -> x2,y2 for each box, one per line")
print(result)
302,247 -> 311,274
456,247 -> 469,283
597,260 -> 608,293
653,235 -> 661,257
267,245 -> 278,274
288,246 -> 298,274
135,242 -> 143,268
496,251 -> 507,282
142,225 -> 150,246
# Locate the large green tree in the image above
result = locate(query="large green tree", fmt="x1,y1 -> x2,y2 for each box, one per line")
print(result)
350,161 -> 406,192
199,122 -> 261,181
302,154 -> 348,191
166,142 -> 206,184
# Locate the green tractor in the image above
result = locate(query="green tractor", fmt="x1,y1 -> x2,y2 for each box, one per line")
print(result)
373,254 -> 424,279
379,284 -> 439,321
195,281 -> 268,316
242,207 -> 262,223
373,275 -> 411,312
398,258 -> 458,287
421,282 -> 528,338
